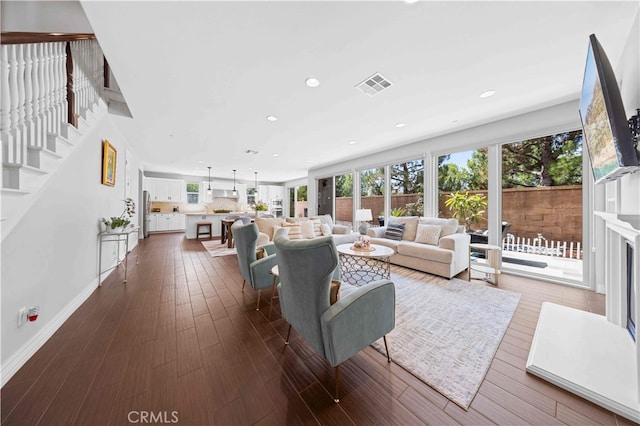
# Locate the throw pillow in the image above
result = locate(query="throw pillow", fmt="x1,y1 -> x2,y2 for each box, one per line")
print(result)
311,219 -> 323,237
282,223 -> 302,239
300,220 -> 315,239
330,280 -> 341,305
256,247 -> 266,259
384,222 -> 405,241
415,224 -> 441,245
321,223 -> 332,236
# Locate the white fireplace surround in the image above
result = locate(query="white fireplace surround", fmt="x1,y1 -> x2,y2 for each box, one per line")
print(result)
527,212 -> 639,423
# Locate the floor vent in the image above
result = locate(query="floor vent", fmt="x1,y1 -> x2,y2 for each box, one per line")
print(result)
356,73 -> 392,97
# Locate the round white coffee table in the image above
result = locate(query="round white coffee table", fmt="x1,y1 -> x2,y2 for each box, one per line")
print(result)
336,243 -> 395,286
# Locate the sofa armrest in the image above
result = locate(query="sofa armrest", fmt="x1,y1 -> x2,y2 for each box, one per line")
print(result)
367,227 -> 387,238
439,232 -> 471,270
439,232 -> 470,251
332,224 -> 351,235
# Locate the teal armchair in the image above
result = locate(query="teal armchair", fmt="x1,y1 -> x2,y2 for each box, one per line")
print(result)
273,229 -> 395,402
232,221 -> 278,311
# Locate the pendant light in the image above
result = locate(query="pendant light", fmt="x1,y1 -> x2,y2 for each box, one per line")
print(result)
232,169 -> 237,196
254,171 -> 258,205
207,166 -> 212,196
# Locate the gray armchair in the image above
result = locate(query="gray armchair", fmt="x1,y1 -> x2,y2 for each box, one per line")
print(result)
273,229 -> 395,403
232,221 -> 278,311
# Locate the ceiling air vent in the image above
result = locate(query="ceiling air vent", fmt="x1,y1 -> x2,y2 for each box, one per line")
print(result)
356,72 -> 392,97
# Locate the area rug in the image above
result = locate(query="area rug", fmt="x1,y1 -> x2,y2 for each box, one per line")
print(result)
371,275 -> 520,410
201,240 -> 237,257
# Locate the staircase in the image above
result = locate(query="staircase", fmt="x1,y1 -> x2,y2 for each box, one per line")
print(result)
1,34 -> 116,241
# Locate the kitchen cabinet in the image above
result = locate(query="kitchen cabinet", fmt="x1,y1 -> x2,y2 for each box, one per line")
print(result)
147,214 -> 158,232
145,178 -> 185,202
151,213 -> 185,232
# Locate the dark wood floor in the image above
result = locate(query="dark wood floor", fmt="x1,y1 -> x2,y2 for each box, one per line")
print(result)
1,232 -> 637,425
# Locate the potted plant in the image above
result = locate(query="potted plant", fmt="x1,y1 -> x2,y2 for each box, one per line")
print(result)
101,198 -> 136,233
444,191 -> 487,231
253,200 -> 268,217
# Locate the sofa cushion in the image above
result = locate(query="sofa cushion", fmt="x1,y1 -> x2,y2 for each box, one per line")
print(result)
384,223 -> 405,241
397,241 -> 453,263
415,224 -> 441,245
320,223 -> 332,236
310,214 -> 335,228
388,216 -> 419,241
301,220 -> 315,239
368,237 -> 400,251
255,217 -> 284,240
282,223 -> 302,239
311,219 -> 323,237
419,217 -> 459,237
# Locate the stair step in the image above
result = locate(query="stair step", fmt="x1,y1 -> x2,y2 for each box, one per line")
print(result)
27,146 -> 63,171
46,133 -> 74,156
2,163 -> 48,191
1,188 -> 30,197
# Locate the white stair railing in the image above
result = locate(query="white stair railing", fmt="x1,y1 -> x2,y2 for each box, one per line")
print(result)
1,34 -> 112,241
1,36 -> 105,191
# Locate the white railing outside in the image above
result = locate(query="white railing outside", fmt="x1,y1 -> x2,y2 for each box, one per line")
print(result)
502,235 -> 582,260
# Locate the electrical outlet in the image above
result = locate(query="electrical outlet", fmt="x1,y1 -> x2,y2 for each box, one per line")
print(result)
18,308 -> 27,327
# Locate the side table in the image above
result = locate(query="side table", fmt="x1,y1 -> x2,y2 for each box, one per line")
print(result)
468,243 -> 501,285
98,226 -> 139,284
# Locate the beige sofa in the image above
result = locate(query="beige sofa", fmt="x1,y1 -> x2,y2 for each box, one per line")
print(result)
366,216 -> 470,279
255,214 -> 359,246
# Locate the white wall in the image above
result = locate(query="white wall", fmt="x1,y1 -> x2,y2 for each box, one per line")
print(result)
0,113 -> 138,384
617,10 -> 640,215
0,0 -> 93,32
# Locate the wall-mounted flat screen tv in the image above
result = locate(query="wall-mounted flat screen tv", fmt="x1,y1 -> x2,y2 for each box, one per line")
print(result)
579,34 -> 639,184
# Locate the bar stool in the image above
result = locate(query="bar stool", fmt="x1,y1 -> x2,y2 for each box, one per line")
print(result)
196,221 -> 213,239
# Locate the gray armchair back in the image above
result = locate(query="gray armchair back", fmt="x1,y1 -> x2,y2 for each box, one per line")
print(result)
273,228 -> 396,402
232,221 -> 278,310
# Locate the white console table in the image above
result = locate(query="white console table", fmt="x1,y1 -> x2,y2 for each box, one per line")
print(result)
98,226 -> 139,284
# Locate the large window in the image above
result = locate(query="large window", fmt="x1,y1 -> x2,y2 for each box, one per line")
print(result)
501,130 -> 583,281
289,185 -> 308,217
389,159 -> 424,222
334,173 -> 353,225
437,149 -> 488,232
360,167 -> 384,226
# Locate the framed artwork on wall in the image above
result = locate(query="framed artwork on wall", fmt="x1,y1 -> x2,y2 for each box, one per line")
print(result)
102,139 -> 117,186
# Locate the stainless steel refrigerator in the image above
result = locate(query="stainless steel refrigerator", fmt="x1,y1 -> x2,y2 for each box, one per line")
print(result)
143,190 -> 151,237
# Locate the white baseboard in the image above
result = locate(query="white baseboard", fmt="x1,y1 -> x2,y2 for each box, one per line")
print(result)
1,278 -> 99,387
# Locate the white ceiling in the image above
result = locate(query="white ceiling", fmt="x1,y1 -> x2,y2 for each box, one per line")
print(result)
79,1 -> 639,183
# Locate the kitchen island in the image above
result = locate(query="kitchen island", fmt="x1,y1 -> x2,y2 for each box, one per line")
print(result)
185,213 -> 225,239
184,212 -> 254,239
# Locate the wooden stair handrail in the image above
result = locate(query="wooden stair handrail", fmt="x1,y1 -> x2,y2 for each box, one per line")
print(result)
1,32 -> 96,45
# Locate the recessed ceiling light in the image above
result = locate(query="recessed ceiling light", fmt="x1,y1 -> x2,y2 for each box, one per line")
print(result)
305,77 -> 320,88
403,0 -> 420,4
306,160 -> 312,163
395,122 -> 406,128
348,140 -> 357,145
266,115 -> 278,122
272,153 -> 279,157
479,90 -> 496,98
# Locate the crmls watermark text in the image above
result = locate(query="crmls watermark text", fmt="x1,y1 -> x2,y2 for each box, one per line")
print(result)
127,411 -> 179,424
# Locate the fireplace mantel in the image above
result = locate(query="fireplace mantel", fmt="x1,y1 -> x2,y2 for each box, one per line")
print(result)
526,212 -> 639,423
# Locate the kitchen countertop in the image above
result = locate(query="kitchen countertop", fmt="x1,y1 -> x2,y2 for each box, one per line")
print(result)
183,211 -> 254,216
